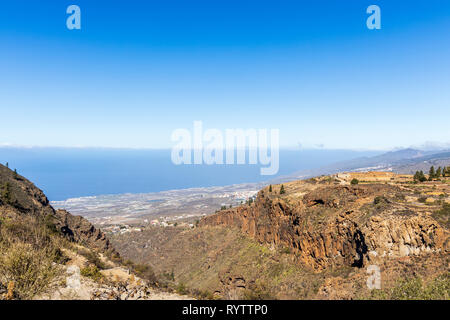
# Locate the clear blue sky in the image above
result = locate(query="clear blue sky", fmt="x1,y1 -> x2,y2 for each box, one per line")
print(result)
1,0 -> 449,149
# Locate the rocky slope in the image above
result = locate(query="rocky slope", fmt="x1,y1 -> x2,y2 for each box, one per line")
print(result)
0,164 -> 114,254
0,164 -> 190,300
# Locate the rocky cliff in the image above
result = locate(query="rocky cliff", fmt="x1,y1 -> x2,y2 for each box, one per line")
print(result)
201,175 -> 450,270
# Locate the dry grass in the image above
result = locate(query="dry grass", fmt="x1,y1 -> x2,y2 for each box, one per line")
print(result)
0,214 -> 64,299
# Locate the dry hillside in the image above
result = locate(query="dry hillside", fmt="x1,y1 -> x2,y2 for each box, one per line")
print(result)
0,164 -> 189,300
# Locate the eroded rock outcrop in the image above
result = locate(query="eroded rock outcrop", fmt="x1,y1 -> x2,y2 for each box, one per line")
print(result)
201,180 -> 449,270
54,209 -> 114,253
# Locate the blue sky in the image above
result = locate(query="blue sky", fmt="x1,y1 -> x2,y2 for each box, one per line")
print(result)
0,0 -> 449,150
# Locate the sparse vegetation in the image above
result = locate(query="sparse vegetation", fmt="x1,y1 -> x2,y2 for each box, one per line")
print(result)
122,258 -> 157,284
432,203 -> 450,228
1,182 -> 13,205
243,281 -> 273,300
367,273 -> 449,300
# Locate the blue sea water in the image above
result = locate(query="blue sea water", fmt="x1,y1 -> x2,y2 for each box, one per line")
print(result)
0,148 -> 381,201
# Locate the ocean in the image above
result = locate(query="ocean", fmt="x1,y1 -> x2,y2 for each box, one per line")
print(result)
0,147 -> 381,201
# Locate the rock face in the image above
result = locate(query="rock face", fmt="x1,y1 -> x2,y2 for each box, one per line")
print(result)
0,164 -> 114,255
54,209 -> 114,253
201,180 -> 449,270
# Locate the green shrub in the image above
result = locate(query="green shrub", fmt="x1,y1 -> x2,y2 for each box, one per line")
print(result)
176,282 -> 188,295
80,265 -> 103,282
351,178 -> 359,185
77,248 -> 106,270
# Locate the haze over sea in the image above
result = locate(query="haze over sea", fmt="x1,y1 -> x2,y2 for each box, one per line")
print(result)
0,147 -> 381,201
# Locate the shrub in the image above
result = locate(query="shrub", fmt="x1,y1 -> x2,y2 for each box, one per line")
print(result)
350,178 -> 359,185
0,215 -> 64,299
280,247 -> 291,254
77,248 -> 106,270
80,265 -> 103,282
374,196 -> 386,205
176,282 -> 188,295
242,281 -> 273,300
131,263 -> 157,284
0,241 -> 59,299
417,197 -> 427,203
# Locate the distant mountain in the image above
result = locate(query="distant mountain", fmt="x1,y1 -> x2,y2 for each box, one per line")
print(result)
392,151 -> 450,174
271,148 -> 450,184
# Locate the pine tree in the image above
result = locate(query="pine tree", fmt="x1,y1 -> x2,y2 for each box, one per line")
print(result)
5,162 -> 8,168
280,185 -> 286,194
269,185 -> 272,192
436,167 -> 442,178
429,166 -> 435,181
418,171 -> 427,182
444,166 -> 450,177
